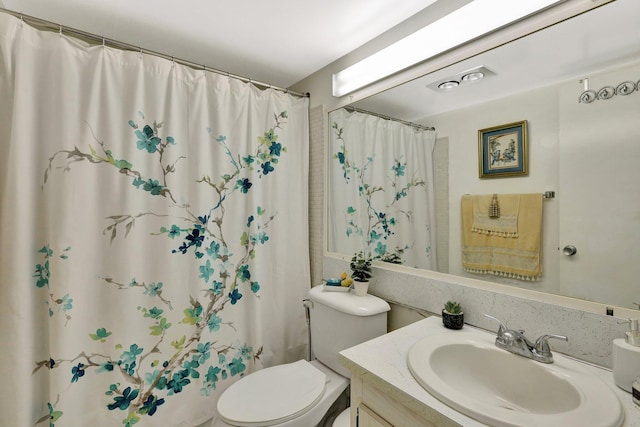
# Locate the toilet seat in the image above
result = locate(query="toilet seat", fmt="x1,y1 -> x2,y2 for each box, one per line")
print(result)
217,360 -> 327,427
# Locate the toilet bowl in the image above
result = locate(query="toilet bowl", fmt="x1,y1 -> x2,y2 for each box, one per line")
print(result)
332,408 -> 350,427
213,360 -> 348,427
212,285 -> 390,427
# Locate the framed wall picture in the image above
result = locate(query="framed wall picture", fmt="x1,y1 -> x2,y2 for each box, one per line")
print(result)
478,120 -> 528,178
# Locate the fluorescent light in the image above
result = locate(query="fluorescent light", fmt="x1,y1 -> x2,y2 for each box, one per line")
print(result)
332,0 -> 564,97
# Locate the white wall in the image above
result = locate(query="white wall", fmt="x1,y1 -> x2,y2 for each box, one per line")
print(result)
308,105 -> 326,286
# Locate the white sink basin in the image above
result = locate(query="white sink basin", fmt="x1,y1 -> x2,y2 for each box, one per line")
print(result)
408,328 -> 624,427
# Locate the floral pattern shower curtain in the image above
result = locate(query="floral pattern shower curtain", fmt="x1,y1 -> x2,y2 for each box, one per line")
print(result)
328,108 -> 437,269
0,13 -> 310,427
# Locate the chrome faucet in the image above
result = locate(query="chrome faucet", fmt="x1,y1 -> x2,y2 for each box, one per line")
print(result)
484,314 -> 568,364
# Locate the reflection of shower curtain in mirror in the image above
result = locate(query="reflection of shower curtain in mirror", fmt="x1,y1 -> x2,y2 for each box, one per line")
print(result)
328,108 -> 437,269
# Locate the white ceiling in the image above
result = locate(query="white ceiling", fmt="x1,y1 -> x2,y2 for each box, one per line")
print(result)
3,0 -> 638,105
1,0 -> 436,88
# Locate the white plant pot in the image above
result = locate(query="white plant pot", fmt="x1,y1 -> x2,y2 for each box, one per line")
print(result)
353,281 -> 369,296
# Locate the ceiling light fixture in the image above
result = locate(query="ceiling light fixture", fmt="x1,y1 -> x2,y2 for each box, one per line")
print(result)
427,65 -> 495,92
461,71 -> 485,82
438,81 -> 460,90
332,0 -> 564,97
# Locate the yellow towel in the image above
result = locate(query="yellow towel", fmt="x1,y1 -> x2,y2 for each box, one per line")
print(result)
472,194 -> 520,237
461,194 -> 543,280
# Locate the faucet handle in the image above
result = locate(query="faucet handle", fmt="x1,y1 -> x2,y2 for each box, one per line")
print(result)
534,334 -> 568,357
484,314 -> 508,338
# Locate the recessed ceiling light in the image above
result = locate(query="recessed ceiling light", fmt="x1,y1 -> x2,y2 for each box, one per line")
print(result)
461,71 -> 485,82
426,66 -> 495,92
438,81 -> 460,90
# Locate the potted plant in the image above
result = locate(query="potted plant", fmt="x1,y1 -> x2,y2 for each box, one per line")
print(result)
350,251 -> 372,296
442,300 -> 464,330
379,247 -> 404,265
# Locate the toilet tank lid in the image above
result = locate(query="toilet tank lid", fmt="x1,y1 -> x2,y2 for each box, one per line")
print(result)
308,285 -> 390,316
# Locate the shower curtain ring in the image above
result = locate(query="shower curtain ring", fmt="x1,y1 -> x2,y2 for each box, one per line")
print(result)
58,24 -> 63,37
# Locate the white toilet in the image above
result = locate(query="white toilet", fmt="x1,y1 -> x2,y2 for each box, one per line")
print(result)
213,285 -> 390,427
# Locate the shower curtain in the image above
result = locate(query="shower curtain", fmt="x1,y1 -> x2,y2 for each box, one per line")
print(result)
0,13 -> 310,427
328,108 -> 437,270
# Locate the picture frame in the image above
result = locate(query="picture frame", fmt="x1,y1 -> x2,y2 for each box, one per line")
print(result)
478,120 -> 528,178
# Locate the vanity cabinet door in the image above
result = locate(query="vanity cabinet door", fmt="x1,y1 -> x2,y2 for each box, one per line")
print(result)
358,403 -> 392,427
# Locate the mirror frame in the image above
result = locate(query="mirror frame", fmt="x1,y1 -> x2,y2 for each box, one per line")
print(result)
323,0 -> 638,319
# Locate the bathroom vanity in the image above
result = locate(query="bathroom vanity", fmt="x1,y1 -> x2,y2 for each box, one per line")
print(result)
339,316 -> 640,427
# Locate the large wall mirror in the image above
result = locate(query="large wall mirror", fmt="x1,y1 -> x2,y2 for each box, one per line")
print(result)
327,0 -> 640,310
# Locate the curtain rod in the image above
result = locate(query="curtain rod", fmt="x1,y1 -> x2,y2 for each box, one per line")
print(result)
0,7 -> 309,99
344,106 -> 435,132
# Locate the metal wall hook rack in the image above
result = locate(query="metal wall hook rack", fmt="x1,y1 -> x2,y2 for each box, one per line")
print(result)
578,77 -> 639,103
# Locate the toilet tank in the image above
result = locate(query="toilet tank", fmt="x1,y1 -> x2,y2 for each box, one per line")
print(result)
307,285 -> 390,378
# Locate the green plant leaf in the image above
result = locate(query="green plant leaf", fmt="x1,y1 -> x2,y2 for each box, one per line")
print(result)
149,317 -> 171,336
240,231 -> 249,246
171,335 -> 186,350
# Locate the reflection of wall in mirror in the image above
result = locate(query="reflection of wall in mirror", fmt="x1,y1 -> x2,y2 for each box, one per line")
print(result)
557,61 -> 640,308
420,59 -> 640,306
423,83 -> 561,295
433,137 -> 449,274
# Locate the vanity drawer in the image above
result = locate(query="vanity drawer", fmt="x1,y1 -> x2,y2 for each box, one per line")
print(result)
358,380 -> 437,427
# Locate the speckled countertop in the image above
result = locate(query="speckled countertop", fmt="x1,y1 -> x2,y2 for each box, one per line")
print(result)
339,316 -> 640,427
